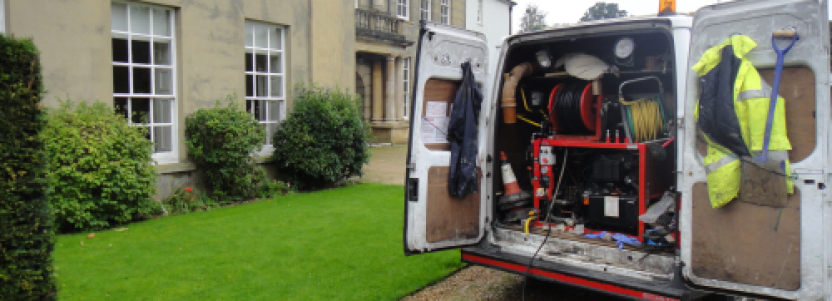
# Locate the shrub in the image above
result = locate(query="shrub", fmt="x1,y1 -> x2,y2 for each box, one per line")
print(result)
161,187 -> 219,215
271,85 -> 371,189
44,101 -> 159,231
258,179 -> 292,199
0,35 -> 57,300
185,98 -> 268,203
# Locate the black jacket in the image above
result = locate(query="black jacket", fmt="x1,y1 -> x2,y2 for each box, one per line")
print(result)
697,45 -> 750,157
448,62 -> 483,197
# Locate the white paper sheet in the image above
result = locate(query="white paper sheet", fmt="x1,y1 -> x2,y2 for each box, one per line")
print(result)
421,117 -> 449,144
425,101 -> 448,117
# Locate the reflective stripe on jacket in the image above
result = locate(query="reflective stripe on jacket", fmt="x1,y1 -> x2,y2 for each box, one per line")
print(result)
693,35 -> 793,208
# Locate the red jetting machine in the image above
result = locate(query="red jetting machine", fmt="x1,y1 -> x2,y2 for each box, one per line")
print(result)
498,65 -> 677,248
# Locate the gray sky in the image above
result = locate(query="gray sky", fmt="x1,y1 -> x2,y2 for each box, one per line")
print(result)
510,0 -> 831,33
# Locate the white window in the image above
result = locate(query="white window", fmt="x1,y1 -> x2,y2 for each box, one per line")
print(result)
420,0 -> 431,21
111,1 -> 178,163
397,0 -> 409,19
245,21 -> 286,151
403,58 -> 410,119
440,0 -> 450,24
0,0 -> 6,34
477,0 -> 483,24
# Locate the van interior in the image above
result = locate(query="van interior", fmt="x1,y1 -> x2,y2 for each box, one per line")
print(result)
491,28 -> 679,258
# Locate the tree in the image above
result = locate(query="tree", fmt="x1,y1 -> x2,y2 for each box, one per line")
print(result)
519,4 -> 547,33
580,2 -> 628,22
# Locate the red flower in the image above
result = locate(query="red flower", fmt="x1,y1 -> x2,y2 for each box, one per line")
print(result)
185,187 -> 193,192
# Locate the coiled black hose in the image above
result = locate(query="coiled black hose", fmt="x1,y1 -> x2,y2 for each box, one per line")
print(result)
553,83 -> 591,134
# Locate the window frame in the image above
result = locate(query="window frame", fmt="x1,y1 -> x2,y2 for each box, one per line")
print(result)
420,0 -> 431,21
397,0 -> 409,19
402,58 -> 411,119
0,0 -> 6,34
244,20 -> 287,155
440,0 -> 450,25
477,0 -> 483,24
111,1 -> 178,164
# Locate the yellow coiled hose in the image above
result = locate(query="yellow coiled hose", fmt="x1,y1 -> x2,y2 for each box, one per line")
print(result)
620,98 -> 664,142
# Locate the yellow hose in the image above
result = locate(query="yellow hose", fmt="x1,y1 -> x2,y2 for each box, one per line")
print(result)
620,98 -> 663,142
524,217 -> 534,236
517,115 -> 541,127
520,88 -> 532,112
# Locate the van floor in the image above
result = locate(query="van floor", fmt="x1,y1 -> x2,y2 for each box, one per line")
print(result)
498,224 -> 674,255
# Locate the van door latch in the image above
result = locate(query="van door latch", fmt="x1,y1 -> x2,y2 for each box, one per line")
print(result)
407,179 -> 419,202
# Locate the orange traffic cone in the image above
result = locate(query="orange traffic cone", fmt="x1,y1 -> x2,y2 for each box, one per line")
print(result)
499,151 -> 531,210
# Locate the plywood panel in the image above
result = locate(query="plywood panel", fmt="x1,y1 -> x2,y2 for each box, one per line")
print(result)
758,67 -> 816,163
422,79 -> 459,151
693,67 -> 815,162
426,166 -> 481,243
691,182 -> 800,290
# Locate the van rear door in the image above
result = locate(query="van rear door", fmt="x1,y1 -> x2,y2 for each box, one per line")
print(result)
680,0 -> 829,299
404,22 -> 490,255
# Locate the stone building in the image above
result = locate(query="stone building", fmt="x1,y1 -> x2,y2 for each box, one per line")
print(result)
354,0 -> 466,144
2,0 -> 356,198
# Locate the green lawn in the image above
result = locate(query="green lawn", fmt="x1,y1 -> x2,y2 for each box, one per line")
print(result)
53,184 -> 464,300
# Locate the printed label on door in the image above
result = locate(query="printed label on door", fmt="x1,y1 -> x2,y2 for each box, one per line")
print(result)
604,196 -> 619,217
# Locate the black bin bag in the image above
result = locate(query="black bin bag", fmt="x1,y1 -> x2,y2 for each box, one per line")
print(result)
448,61 -> 483,197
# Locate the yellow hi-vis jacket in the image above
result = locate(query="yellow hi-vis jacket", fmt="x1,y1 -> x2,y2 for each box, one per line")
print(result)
693,35 -> 793,209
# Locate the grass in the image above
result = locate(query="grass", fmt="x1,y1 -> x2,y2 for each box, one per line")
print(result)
53,184 -> 464,300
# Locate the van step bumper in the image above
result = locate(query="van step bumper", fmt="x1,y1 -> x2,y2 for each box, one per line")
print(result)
462,246 -> 686,300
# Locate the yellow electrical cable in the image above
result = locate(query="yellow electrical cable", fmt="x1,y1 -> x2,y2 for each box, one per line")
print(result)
620,97 -> 664,142
520,88 -> 532,112
516,115 -> 541,127
521,87 -> 550,119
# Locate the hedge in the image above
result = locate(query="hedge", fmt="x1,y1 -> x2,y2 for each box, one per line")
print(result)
0,35 -> 56,300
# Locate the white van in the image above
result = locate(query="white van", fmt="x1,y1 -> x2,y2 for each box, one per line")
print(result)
403,0 -> 831,299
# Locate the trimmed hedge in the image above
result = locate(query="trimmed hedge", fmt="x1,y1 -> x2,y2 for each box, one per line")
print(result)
44,101 -> 159,231
0,36 -> 56,300
185,98 -> 270,203
271,85 -> 371,189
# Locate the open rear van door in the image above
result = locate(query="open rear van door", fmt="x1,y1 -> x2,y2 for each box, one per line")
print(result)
680,0 -> 829,299
404,22 -> 490,255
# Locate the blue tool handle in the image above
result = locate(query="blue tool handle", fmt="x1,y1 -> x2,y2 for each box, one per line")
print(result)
756,33 -> 799,162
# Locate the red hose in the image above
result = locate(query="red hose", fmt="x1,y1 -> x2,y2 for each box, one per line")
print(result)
662,137 -> 675,147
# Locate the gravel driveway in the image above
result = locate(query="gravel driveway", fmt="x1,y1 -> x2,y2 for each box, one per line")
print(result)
362,145 -> 625,301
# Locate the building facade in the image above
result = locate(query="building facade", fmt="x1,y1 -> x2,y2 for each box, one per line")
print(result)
466,0 -> 514,73
3,0 -> 356,198
354,0 -> 466,144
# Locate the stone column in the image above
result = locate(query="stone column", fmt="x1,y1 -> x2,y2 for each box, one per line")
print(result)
372,59 -> 383,123
395,57 -> 404,122
385,55 -> 397,122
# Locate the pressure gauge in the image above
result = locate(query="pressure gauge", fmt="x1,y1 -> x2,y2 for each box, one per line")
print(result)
614,37 -> 635,59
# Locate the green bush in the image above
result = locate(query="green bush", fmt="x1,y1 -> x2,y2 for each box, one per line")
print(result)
271,85 -> 371,189
185,98 -> 269,203
44,101 -> 159,231
0,36 -> 57,300
161,187 -> 219,215
258,179 -> 292,199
